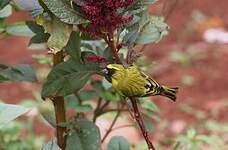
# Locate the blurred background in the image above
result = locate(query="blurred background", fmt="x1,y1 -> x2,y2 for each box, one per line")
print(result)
1,0 -> 228,149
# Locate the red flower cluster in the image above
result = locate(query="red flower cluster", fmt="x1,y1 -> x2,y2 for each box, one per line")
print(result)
84,55 -> 107,63
77,0 -> 134,37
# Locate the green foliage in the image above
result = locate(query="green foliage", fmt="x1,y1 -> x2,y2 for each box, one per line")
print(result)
0,119 -> 44,150
41,59 -> 101,97
174,128 -> 224,150
135,16 -> 168,44
0,4 -> 12,18
35,15 -> 71,53
42,139 -> 60,150
65,94 -> 93,113
0,0 -> 11,10
107,136 -> 130,150
0,0 -> 172,149
42,0 -> 87,24
65,31 -> 82,62
65,117 -> 101,150
0,64 -> 37,82
0,103 -> 30,127
5,22 -> 35,36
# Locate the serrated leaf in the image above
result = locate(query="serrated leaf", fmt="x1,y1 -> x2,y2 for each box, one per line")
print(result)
42,139 -> 60,150
43,0 -> 87,24
0,0 -> 11,10
0,4 -> 12,18
42,59 -> 101,98
6,22 -> 35,36
107,136 -> 130,150
0,64 -> 37,82
136,16 -> 168,44
65,31 -> 81,62
66,117 -> 101,150
0,103 -> 30,128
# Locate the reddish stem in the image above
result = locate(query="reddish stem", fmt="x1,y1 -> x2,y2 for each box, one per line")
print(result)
52,51 -> 67,149
130,98 -> 156,150
107,32 -> 121,64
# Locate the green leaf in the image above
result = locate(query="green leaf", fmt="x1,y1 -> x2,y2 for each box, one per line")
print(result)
141,0 -> 157,5
26,21 -> 45,34
66,117 -> 101,150
0,25 -> 5,33
0,64 -> 37,82
0,0 -> 11,10
42,59 -> 101,98
0,4 -> 12,18
74,104 -> 93,112
0,103 -> 30,128
139,97 -> 160,112
103,47 -> 114,63
144,119 -> 154,132
79,90 -> 97,101
29,33 -> 50,45
42,0 -> 87,24
122,31 -> 139,48
42,139 -> 60,150
65,94 -> 93,112
32,54 -> 52,64
6,22 -> 35,36
136,16 -> 168,44
65,31 -> 81,62
107,136 -> 130,150
35,15 -> 71,53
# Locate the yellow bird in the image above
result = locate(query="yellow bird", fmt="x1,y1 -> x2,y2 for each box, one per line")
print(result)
102,64 -> 178,101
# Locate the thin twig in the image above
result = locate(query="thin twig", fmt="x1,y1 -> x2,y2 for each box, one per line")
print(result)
93,97 -> 103,123
100,101 -> 110,111
93,100 -> 110,123
101,104 -> 123,143
130,98 -> 155,150
107,31 -> 122,64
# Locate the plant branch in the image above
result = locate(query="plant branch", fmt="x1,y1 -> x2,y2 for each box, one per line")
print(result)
93,97 -> 103,123
52,51 -> 67,149
93,100 -> 111,122
101,104 -> 123,143
106,32 -> 121,64
130,98 -> 155,150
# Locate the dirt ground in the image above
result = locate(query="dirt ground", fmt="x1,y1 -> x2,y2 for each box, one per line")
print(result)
1,0 -> 228,148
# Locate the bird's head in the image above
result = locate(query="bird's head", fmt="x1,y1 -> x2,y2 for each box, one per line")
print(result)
102,64 -> 124,83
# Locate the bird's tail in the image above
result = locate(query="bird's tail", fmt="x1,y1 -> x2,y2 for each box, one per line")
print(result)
160,86 -> 178,101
